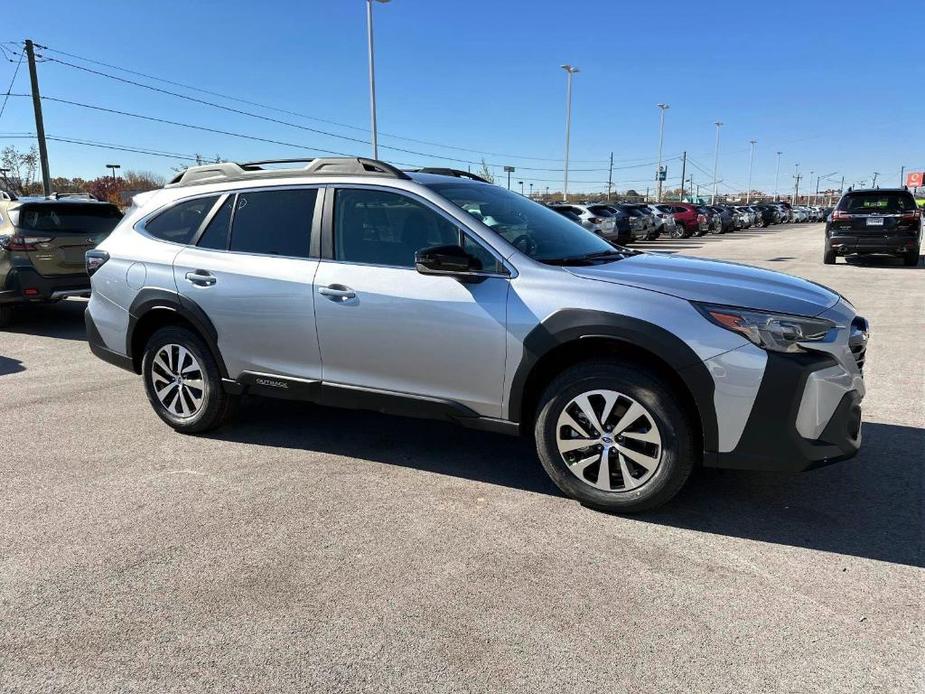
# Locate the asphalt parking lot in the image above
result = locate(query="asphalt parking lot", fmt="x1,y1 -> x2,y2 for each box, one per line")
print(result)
1,223 -> 922,693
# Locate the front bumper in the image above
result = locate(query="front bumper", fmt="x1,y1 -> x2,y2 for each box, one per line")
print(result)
708,351 -> 863,472
1,267 -> 91,304
828,233 -> 918,255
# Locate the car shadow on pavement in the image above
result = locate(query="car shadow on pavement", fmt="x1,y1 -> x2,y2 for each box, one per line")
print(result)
0,355 -> 25,376
213,400 -> 922,567
646,422 -> 923,568
4,299 -> 88,341
844,256 -> 923,270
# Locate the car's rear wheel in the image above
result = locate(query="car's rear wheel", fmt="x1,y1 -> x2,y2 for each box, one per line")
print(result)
670,224 -> 685,239
904,248 -> 920,266
823,247 -> 836,264
142,326 -> 238,434
534,361 -> 696,513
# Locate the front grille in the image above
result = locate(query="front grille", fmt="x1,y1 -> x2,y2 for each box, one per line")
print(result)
849,317 -> 869,372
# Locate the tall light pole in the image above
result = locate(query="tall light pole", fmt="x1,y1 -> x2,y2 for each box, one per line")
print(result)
529,182 -> 534,199
518,180 -> 524,196
711,121 -> 723,204
106,163 -> 121,181
561,64 -> 579,202
774,151 -> 782,201
366,0 -> 390,160
745,139 -> 757,203
655,103 -> 669,202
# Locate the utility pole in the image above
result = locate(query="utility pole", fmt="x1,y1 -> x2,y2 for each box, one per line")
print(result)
814,175 -> 821,205
25,39 -> 51,196
711,121 -> 723,205
900,165 -> 905,187
365,0 -> 389,159
655,103 -> 669,202
679,151 -> 687,202
793,170 -> 802,206
871,171 -> 879,189
560,64 -> 579,202
606,151 -> 613,200
746,139 -> 757,203
774,151 -> 782,201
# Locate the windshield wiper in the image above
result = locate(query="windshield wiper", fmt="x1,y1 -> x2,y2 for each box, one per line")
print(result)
541,249 -> 635,266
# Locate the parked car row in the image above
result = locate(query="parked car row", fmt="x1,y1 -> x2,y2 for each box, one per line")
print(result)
547,199 -> 831,245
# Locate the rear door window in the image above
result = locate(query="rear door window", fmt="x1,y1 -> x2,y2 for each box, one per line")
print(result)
145,196 -> 219,244
197,196 -> 234,250
229,188 -> 317,258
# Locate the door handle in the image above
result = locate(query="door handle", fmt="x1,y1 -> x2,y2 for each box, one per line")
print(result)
318,284 -> 356,301
185,270 -> 216,287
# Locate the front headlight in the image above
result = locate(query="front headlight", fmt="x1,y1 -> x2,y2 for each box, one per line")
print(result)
694,303 -> 836,353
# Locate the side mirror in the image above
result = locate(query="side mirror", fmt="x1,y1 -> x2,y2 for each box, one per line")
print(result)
414,244 -> 474,276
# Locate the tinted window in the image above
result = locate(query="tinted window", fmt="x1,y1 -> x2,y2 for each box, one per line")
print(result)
426,182 -> 613,262
146,196 -> 219,244
15,203 -> 122,235
335,188 -> 460,267
839,192 -> 916,213
588,205 -> 615,216
197,196 -> 233,250
230,188 -> 316,257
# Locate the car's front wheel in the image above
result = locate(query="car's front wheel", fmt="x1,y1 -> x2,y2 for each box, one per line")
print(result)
142,326 -> 238,434
904,248 -> 920,266
534,361 -> 696,513
823,246 -> 836,264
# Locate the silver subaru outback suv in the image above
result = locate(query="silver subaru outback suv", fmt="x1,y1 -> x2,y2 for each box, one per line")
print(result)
85,158 -> 868,512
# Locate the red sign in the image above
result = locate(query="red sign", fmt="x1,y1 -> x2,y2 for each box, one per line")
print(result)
906,171 -> 924,188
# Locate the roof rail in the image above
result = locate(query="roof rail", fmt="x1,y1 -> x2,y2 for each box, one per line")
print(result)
407,167 -> 490,183
166,156 -> 410,188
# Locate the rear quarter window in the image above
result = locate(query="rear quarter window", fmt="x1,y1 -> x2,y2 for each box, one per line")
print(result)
144,196 -> 220,244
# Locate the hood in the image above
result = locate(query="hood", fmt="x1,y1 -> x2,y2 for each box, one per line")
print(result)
567,252 -> 839,317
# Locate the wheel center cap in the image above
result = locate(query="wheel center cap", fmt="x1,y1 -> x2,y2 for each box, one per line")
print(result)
601,436 -> 613,445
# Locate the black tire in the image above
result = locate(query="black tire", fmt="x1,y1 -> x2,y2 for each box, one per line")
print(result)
823,247 -> 836,265
903,248 -> 920,266
0,304 -> 12,328
670,224 -> 685,239
534,361 -> 697,513
141,325 -> 238,434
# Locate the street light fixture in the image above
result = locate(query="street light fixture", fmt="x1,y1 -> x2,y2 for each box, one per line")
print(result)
366,0 -> 390,160
561,64 -> 579,202
711,121 -> 723,204
655,103 -> 669,202
106,163 -> 121,181
745,139 -> 757,203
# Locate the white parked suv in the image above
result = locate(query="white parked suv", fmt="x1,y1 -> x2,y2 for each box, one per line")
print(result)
85,158 -> 869,512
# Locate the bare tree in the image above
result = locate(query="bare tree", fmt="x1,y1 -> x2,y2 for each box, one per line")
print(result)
477,158 -> 495,184
1,145 -> 39,195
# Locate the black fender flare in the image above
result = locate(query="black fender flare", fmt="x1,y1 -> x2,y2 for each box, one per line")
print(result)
126,288 -> 228,378
508,309 -> 718,453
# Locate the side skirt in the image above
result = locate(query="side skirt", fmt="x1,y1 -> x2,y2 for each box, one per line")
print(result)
225,372 -> 521,436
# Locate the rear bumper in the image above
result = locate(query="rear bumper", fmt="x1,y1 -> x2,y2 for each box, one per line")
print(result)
828,233 -> 918,255
707,352 -> 863,472
85,308 -> 134,372
1,267 -> 90,304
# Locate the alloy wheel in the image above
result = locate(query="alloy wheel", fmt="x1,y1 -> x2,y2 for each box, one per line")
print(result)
555,389 -> 662,492
150,343 -> 206,418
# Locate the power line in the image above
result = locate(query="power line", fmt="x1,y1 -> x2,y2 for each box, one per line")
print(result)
0,131 -> 203,161
0,48 -> 23,121
28,41 -> 616,166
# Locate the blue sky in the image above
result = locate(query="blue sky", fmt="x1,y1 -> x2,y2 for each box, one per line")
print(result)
1,0 -> 922,194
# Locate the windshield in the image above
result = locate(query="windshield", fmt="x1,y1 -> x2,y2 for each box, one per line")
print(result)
839,192 -> 916,214
424,181 -> 614,261
13,203 -> 123,234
